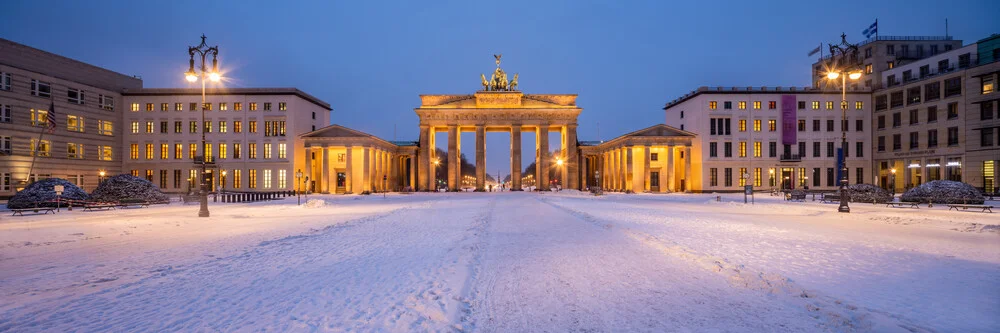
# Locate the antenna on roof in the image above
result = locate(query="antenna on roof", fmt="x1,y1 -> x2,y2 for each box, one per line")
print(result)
945,18 -> 949,38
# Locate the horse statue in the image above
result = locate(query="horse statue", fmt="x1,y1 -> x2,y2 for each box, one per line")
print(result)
509,74 -> 519,91
481,74 -> 490,91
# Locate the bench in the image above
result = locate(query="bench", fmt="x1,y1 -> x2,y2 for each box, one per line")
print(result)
786,193 -> 806,201
820,193 -> 840,203
886,202 -> 920,209
83,203 -> 118,211
118,202 -> 150,209
10,207 -> 56,216
947,204 -> 993,213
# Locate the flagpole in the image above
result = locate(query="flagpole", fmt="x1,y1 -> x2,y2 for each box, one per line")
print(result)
875,18 -> 878,39
24,100 -> 53,185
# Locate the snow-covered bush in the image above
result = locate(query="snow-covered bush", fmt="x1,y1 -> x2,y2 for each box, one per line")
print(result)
6,178 -> 90,209
900,180 -> 984,204
90,174 -> 169,203
847,184 -> 892,203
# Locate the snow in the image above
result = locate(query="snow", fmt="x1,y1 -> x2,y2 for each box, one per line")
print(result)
0,192 -> 997,332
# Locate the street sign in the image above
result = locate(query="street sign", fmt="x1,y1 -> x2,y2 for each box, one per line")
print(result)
53,185 -> 64,195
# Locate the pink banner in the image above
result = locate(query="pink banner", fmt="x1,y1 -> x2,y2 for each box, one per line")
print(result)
781,95 -> 797,146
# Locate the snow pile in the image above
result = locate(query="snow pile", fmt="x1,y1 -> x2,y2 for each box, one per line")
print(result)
303,199 -> 327,208
847,184 -> 892,203
90,174 -> 169,203
6,178 -> 90,209
901,180 -> 985,204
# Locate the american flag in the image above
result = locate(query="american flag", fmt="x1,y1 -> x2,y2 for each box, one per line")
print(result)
46,101 -> 56,134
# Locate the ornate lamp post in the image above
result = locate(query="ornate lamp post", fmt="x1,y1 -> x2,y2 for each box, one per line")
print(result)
184,34 -> 221,218
98,170 -> 106,185
890,168 -> 897,198
296,169 -> 303,205
825,33 -> 862,213
768,168 -> 775,192
221,170 -> 227,193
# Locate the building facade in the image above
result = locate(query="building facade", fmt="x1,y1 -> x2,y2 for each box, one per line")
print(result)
665,87 -> 871,192
121,88 -> 331,194
964,35 -> 1000,193
811,36 -> 962,91
0,38 -> 142,198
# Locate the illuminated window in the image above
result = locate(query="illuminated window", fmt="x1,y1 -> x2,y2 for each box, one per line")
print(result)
233,169 -> 241,189
219,121 -> 227,133
145,143 -> 153,159
160,144 -> 168,159
234,121 -> 242,133
145,103 -> 153,111
233,143 -> 241,159
189,144 -> 197,161
190,102 -> 198,111
203,103 -> 213,111
234,102 -> 242,111
278,143 -> 287,159
279,102 -> 287,111
826,101 -> 834,110
190,121 -> 197,133
753,119 -> 761,132
738,119 -> 746,132
220,103 -> 228,111
709,101 -> 717,110
175,103 -> 183,111
264,143 -> 272,159
738,168 -> 747,186
204,143 -> 213,162
175,121 -> 182,133
67,143 -> 83,159
249,121 -> 257,133
130,143 -> 139,160
100,146 -> 113,161
131,103 -> 140,112
753,101 -> 761,109
753,141 -> 761,157
160,103 -> 169,111
219,143 -> 227,159
249,142 -> 257,159
264,103 -> 272,111
738,101 -> 747,110
811,101 -> 820,110
30,109 -> 49,127
855,101 -> 863,110
67,115 -> 84,132
249,103 -> 258,111
768,120 -> 776,132
204,121 -> 212,133
279,169 -> 287,188
768,101 -> 776,109
754,168 -> 762,186
175,144 -> 183,159
264,169 -> 272,189
738,141 -> 747,157
249,169 -> 258,189
143,121 -> 151,133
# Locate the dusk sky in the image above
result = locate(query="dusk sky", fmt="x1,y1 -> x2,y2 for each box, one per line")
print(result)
3,0 -> 997,176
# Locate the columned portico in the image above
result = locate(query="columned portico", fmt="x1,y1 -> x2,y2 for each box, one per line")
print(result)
579,124 -> 696,193
300,125 -> 417,194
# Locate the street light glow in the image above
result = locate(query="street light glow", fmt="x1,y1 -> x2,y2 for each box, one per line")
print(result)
848,72 -> 862,80
826,72 -> 839,80
556,158 -> 564,166
209,72 -> 221,82
185,72 -> 198,82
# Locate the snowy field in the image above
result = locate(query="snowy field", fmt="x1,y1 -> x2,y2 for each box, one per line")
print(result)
0,192 -> 997,332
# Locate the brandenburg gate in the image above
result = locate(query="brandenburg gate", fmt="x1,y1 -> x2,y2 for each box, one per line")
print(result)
415,55 -> 581,191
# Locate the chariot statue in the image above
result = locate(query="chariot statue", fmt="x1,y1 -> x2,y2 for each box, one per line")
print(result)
480,54 -> 518,91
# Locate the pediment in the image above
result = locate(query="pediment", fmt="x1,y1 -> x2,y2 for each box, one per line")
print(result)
301,124 -> 375,138
626,124 -> 695,138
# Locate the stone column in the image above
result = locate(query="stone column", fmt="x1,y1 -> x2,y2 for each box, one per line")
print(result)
566,124 -> 579,190
643,146 -> 651,192
321,146 -> 330,193
409,155 -> 416,190
447,125 -> 460,191
362,147 -> 371,192
658,159 -> 667,193
666,146 -> 675,192
511,125 -> 522,191
418,126 -> 430,191
476,125 -> 486,191
303,146 -> 312,193
345,146 -> 353,193
537,126 -> 550,191
619,147 -> 626,190
626,147 -> 634,191
684,146 -> 693,192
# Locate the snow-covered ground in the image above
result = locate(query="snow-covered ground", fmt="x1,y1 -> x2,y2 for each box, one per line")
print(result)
0,192 -> 997,332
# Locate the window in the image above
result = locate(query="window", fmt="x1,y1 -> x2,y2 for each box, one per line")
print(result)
798,101 -> 806,110
67,88 -> 85,104
797,119 -> 805,132
724,142 -> 732,158
249,142 -> 257,159
144,103 -> 153,111
174,121 -> 182,133
204,120 -> 212,133
160,144 -> 168,159
812,101 -> 820,110
799,142 -> 806,158
710,168 -> 718,186
928,129 -> 939,147
864,64 -> 873,74
145,121 -> 153,133
29,140 -> 51,157
204,143 -> 213,162
278,121 -> 286,136
982,128 -> 995,147
709,142 -> 717,158
160,170 -> 168,189
249,121 -> 258,133
982,101 -> 995,120
984,161 -> 995,192
877,115 -> 885,129
279,169 -> 287,188
31,109 -> 50,127
160,121 -> 168,134
958,53 -> 971,68
768,101 -> 776,109
679,111 -> 684,119
812,119 -> 820,132
854,101 -> 863,110
264,103 -> 272,111
220,143 -> 228,159
0,104 -> 9,123
250,102 -> 258,111
264,143 -> 272,159
67,143 -> 83,159
875,95 -> 887,110
98,120 -> 113,136
190,102 -> 198,111
947,127 -> 959,146
173,170 -> 182,189
739,168 -> 747,186
709,101 -> 717,110
263,170 -> 272,189
753,141 -> 761,157
724,101 -> 732,109
877,136 -> 885,151
926,106 -> 937,123
855,119 -> 863,132
826,142 -> 834,157
909,132 -> 919,149
907,87 -> 921,105
175,103 -> 183,111
892,112 -> 901,127
650,153 -> 658,161
279,102 -> 287,111
909,109 -> 919,125
768,120 -> 776,132
813,142 -> 820,157
890,91 -> 903,108
100,146 -> 112,161
67,115 -> 84,132
944,77 -> 962,97
0,72 -> 9,91
798,168 -> 807,187
826,101 -> 834,110
738,119 -> 746,132
768,142 -> 776,157
175,144 -> 183,159
753,119 -> 761,132
826,119 -> 834,132
157,103 -> 167,111
938,59 -> 949,73
724,168 -> 733,187
738,101 -> 747,110
234,102 -> 243,111
919,66 -> 929,79
30,79 -> 51,98
130,143 -> 139,160
947,102 -> 959,119
219,121 -> 228,133
233,170 -> 242,189
189,144 -> 197,160
892,134 -> 901,150
738,141 -> 746,157
984,76 -> 996,95
220,103 -> 228,111
145,143 -> 154,159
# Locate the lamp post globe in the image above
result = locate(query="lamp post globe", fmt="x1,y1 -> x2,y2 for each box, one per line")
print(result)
185,34 -> 221,218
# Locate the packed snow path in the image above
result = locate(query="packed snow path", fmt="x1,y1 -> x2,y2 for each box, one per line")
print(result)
1,192 -> 997,332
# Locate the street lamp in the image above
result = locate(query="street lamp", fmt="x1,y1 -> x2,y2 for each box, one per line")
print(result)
221,170 -> 227,193
890,168 -> 897,197
98,170 -> 106,185
296,169 -> 303,205
432,158 -> 440,191
185,34 -> 221,218
825,33 -> 862,213
768,168 -> 775,192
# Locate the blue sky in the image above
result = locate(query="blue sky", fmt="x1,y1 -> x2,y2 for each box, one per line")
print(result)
2,0 -> 996,176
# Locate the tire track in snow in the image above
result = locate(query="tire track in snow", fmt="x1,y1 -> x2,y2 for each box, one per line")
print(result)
539,196 -> 936,333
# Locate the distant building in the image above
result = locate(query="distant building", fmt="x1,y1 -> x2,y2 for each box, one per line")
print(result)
0,38 -> 142,197
811,35 -> 962,91
664,86 -> 871,192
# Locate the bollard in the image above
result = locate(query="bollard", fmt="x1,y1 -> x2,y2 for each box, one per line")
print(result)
716,195 -> 721,202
